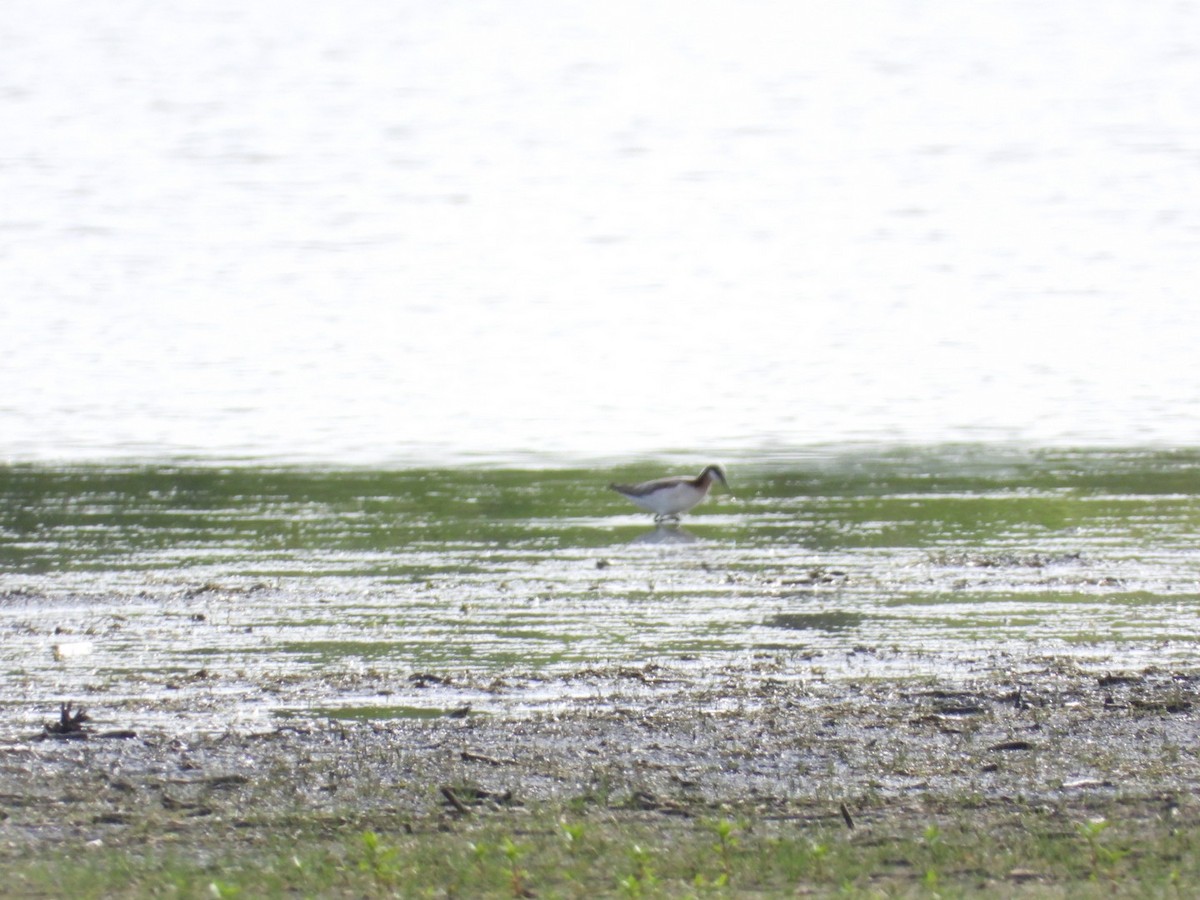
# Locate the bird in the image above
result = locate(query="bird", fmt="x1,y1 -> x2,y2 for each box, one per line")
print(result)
608,465 -> 729,522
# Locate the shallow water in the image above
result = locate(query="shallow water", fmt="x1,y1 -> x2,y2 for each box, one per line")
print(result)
3,447 -> 1199,732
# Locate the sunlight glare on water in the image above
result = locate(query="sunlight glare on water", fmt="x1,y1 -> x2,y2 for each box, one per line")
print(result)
2,1 -> 1199,463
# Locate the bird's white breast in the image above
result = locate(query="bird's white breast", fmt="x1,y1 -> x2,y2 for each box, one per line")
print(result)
628,482 -> 705,515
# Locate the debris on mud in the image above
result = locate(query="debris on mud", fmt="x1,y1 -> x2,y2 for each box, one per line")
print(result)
35,703 -> 136,742
409,672 -> 452,688
42,702 -> 90,738
440,784 -> 518,816
930,551 -> 1087,568
2,662 -> 1197,849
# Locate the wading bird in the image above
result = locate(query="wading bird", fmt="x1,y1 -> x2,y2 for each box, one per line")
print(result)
608,465 -> 729,522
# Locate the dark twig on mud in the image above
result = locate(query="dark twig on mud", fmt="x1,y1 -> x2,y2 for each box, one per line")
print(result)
840,802 -> 855,830
461,750 -> 505,766
44,702 -> 90,737
989,740 -> 1034,752
440,786 -> 471,815
36,703 -> 136,741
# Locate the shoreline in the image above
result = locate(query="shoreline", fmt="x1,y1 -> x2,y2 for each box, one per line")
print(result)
3,659 -> 1199,894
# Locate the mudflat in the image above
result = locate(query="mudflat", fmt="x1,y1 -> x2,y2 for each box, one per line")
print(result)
3,658 -> 1198,896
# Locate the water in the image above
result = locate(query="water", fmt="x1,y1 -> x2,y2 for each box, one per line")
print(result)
4,447 -> 1200,732
3,1 -> 1200,463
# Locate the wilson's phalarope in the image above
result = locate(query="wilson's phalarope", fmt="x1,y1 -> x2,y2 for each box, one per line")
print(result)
608,465 -> 729,522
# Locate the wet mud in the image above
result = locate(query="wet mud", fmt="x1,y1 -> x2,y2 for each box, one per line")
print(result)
3,659 -> 1198,861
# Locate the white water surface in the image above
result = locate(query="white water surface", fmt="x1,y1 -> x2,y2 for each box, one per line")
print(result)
3,1 -> 1199,463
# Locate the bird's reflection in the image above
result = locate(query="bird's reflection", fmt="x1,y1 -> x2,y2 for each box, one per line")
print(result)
630,523 -> 699,544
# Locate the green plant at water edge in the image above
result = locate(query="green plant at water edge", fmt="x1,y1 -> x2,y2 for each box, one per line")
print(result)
922,823 -> 946,888
806,839 -> 831,882
771,836 -> 834,886
357,830 -> 402,888
559,819 -> 587,852
619,844 -> 658,898
470,838 -> 493,883
703,817 -> 742,886
1077,818 -> 1128,878
501,836 -> 530,898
